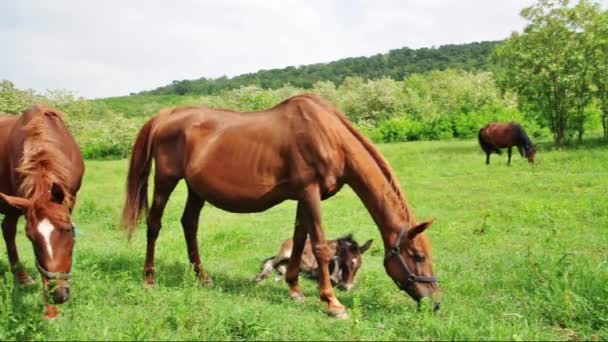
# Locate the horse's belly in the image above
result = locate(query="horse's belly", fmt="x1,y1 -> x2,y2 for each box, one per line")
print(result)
186,172 -> 296,213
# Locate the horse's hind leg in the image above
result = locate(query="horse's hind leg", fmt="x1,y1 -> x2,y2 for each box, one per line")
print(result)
144,175 -> 179,287
507,147 -> 513,165
2,215 -> 34,285
485,152 -> 491,165
285,202 -> 308,301
181,185 -> 212,286
299,185 -> 347,318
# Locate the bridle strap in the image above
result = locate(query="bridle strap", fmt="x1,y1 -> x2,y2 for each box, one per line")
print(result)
36,260 -> 71,281
384,225 -> 437,289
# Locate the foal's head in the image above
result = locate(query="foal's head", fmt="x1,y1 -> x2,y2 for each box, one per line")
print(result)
334,234 -> 373,291
0,183 -> 75,304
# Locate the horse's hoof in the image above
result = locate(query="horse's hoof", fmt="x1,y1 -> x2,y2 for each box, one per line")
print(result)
329,306 -> 348,319
17,274 -> 35,286
290,292 -> 306,301
143,282 -> 156,290
199,277 -> 214,288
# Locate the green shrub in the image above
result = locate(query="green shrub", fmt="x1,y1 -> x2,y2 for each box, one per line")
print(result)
421,117 -> 454,140
378,117 -> 423,142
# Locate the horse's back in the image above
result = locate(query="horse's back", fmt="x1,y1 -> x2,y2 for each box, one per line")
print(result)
150,97 -> 348,211
480,122 -> 518,148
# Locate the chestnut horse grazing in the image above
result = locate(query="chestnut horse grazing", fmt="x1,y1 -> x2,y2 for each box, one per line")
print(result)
0,105 -> 84,320
255,234 -> 373,291
121,94 -> 440,318
478,122 -> 537,165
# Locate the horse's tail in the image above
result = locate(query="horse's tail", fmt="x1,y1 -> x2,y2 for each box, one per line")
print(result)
121,114 -> 159,240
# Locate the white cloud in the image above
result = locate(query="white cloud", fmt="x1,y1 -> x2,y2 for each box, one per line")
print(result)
1,0 -> 605,98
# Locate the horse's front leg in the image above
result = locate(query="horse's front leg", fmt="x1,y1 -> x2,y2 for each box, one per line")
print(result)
299,185 -> 347,319
2,214 -> 34,285
507,147 -> 512,165
285,202 -> 308,301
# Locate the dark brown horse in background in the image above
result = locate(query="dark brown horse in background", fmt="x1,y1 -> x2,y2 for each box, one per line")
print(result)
478,122 -> 537,165
121,93 -> 440,318
255,234 -> 373,291
0,105 -> 84,320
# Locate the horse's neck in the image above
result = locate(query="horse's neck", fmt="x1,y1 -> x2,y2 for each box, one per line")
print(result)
345,154 -> 413,250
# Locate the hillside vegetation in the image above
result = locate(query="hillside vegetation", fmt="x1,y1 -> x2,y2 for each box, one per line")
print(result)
139,41 -> 499,96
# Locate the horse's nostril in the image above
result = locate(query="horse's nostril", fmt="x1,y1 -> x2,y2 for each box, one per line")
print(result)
433,302 -> 441,311
52,287 -> 71,304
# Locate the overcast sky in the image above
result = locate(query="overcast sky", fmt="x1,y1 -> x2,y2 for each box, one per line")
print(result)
1,0 -> 606,99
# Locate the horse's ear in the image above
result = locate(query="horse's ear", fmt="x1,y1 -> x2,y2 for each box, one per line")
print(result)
0,193 -> 32,212
50,183 -> 65,204
407,218 -> 435,240
338,233 -> 353,246
359,239 -> 373,254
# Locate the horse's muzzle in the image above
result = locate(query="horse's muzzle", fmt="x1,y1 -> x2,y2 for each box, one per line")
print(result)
51,286 -> 71,304
338,282 -> 355,291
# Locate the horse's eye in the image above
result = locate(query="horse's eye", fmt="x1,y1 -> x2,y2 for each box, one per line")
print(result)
414,254 -> 426,263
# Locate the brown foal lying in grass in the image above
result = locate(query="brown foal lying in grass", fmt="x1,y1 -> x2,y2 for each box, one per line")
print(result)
256,234 -> 372,291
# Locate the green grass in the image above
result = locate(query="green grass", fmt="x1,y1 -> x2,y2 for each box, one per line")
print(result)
1,139 -> 607,340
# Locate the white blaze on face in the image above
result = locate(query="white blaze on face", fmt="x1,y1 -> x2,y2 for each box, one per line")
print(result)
37,218 -> 55,259
352,257 -> 358,268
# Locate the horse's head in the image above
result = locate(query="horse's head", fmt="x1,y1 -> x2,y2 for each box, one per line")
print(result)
0,183 -> 74,304
525,144 -> 537,163
334,234 -> 373,291
384,219 -> 440,310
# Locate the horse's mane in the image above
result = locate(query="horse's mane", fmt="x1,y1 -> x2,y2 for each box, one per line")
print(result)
298,93 -> 416,226
513,123 -> 535,151
17,106 -> 73,206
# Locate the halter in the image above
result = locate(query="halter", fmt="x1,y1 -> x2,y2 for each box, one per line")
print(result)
36,259 -> 71,280
384,225 -> 437,290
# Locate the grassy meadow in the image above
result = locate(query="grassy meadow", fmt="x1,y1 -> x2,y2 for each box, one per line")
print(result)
0,138 -> 607,340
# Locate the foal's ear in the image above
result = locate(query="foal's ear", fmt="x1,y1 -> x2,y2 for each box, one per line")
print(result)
50,183 -> 65,204
0,193 -> 32,212
407,218 -> 435,240
359,239 -> 373,254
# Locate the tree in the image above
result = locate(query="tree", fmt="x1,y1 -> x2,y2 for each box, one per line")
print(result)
589,9 -> 608,138
0,80 -> 38,114
492,0 -> 603,145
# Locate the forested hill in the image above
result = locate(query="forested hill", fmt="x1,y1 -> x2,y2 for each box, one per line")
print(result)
140,40 -> 500,96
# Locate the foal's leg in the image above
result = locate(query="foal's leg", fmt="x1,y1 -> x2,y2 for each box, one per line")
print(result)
300,185 -> 347,318
485,152 -> 490,165
507,147 -> 512,165
144,176 -> 179,287
2,215 -> 34,284
180,185 -> 212,286
285,202 -> 308,301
